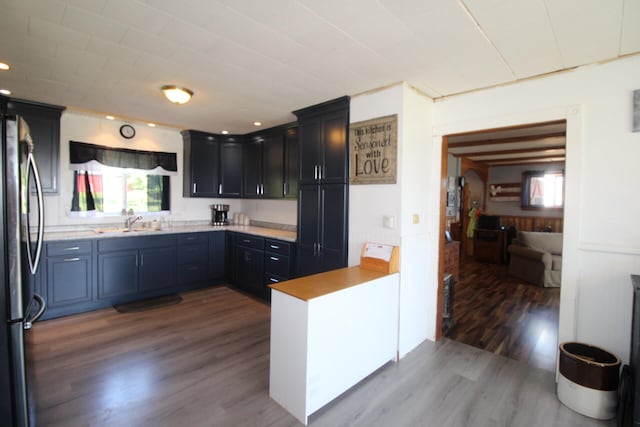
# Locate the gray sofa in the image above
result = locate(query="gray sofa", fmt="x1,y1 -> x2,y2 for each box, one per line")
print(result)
507,231 -> 562,287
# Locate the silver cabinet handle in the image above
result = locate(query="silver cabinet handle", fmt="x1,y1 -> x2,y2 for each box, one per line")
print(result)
270,244 -> 280,250
64,246 -> 80,251
269,277 -> 279,283
242,239 -> 251,243
63,257 -> 80,262
219,183 -> 223,194
260,184 -> 264,195
193,182 -> 197,193
140,253 -> 144,267
314,165 -> 318,180
283,182 -> 286,196
270,256 -> 279,261
318,165 -> 323,180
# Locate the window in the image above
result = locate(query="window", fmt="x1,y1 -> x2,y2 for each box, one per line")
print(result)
69,141 -> 176,216
71,168 -> 170,215
521,170 -> 564,209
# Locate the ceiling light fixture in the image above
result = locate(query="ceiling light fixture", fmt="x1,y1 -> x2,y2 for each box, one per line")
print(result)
0,89 -> 12,95
105,115 -> 115,120
0,62 -> 10,70
221,130 -> 229,134
253,121 -> 262,127
161,85 -> 193,104
148,123 -> 156,127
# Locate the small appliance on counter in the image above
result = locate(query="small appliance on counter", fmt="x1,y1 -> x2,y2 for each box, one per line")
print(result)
210,204 -> 229,226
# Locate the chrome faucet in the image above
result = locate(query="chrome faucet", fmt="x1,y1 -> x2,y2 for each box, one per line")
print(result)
124,215 -> 142,230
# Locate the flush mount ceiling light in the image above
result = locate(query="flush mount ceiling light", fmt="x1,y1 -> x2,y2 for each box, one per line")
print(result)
0,62 -> 10,70
161,85 -> 193,104
0,89 -> 12,95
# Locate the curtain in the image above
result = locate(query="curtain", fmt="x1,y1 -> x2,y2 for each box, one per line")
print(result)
146,175 -> 171,212
69,141 -> 177,175
71,171 -> 103,212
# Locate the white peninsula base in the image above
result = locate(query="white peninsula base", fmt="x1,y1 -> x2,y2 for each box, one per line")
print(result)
269,267 -> 400,425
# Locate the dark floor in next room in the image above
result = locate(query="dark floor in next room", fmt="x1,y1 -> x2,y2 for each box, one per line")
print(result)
445,256 -> 560,372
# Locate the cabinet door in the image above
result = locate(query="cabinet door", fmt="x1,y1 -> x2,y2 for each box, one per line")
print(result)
284,127 -> 299,199
262,135 -> 285,198
7,100 -> 64,193
98,251 -> 139,299
209,231 -> 225,279
243,140 -> 263,198
190,138 -> 220,197
235,246 -> 264,295
219,142 -> 243,197
320,110 -> 348,184
47,255 -> 92,307
139,246 -> 177,292
319,184 -> 348,271
296,185 -> 320,277
298,118 -> 322,185
225,232 -> 236,283
178,243 -> 209,285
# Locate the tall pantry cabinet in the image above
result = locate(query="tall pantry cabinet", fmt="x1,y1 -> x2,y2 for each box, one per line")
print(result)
294,97 -> 349,277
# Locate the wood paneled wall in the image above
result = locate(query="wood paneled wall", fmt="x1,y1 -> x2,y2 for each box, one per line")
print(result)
498,215 -> 564,233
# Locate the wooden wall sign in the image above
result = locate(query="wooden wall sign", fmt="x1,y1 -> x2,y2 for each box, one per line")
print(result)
349,114 -> 397,184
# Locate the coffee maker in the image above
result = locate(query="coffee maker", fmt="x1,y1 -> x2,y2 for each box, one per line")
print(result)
210,204 -> 229,226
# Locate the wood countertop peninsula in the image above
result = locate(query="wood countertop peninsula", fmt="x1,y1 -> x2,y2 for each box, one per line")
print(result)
269,266 -> 394,301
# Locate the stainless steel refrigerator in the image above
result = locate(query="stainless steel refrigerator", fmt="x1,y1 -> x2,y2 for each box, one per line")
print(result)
1,114 -> 46,427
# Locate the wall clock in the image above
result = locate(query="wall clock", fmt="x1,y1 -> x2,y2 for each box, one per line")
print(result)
119,124 -> 136,139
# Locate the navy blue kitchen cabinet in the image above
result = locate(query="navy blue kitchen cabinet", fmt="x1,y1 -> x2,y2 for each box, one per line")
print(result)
295,97 -> 349,186
294,97 -> 349,277
209,231 -> 225,279
182,130 -> 220,197
242,138 -> 263,198
42,240 -> 95,319
98,249 -> 139,301
264,239 -> 295,292
297,184 -> 347,276
284,127 -> 299,200
6,98 -> 65,194
139,246 -> 177,292
219,140 -> 243,197
177,232 -> 209,286
234,233 -> 265,296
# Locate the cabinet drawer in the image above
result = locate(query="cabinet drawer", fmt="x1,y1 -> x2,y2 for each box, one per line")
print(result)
178,232 -> 209,245
47,240 -> 92,256
265,254 -> 290,278
98,235 -> 176,252
264,273 -> 290,287
235,233 -> 264,250
264,239 -> 291,256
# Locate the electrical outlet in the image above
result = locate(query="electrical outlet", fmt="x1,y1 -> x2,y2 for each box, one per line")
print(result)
412,214 -> 420,224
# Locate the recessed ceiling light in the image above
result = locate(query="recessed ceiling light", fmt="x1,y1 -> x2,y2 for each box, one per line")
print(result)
221,130 -> 229,134
0,62 -> 10,71
148,123 -> 156,127
253,121 -> 262,127
105,115 -> 115,120
0,89 -> 12,95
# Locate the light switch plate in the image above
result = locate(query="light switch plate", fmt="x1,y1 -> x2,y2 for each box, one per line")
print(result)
412,214 -> 420,224
383,215 -> 396,229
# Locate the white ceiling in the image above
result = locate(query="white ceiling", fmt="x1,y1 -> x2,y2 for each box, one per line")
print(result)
0,0 -> 638,134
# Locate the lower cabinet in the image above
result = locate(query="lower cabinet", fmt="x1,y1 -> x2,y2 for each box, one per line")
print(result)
98,250 -> 139,299
139,246 -> 177,292
234,233 -> 265,296
41,240 -> 97,319
227,232 -> 296,300
177,232 -> 209,286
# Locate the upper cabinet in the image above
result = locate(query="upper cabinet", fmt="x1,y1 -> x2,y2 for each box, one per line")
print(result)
6,99 -> 65,194
294,97 -> 349,185
182,131 -> 243,198
243,123 -> 297,199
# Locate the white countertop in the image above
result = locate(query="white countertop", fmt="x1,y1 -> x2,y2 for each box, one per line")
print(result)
44,224 -> 296,243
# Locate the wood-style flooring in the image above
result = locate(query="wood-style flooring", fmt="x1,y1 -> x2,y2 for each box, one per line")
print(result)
445,256 -> 560,372
29,285 -> 611,427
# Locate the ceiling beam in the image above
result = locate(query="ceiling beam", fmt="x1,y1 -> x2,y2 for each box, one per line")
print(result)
449,144 -> 566,157
448,132 -> 566,148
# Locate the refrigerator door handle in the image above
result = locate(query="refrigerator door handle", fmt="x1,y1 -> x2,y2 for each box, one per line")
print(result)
26,151 -> 45,275
24,293 -> 46,330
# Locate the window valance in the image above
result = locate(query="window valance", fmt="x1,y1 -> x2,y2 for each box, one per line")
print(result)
69,141 -> 178,175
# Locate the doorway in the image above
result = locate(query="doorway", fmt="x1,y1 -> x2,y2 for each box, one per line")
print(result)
438,120 -> 566,372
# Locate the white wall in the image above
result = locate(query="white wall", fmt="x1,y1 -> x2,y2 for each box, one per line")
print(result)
349,83 -> 435,358
45,111 -> 297,229
434,55 -> 640,364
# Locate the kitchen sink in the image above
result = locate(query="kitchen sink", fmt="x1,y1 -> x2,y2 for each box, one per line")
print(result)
94,227 -> 157,234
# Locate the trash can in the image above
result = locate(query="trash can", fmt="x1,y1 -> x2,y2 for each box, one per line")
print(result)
557,342 -> 621,420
